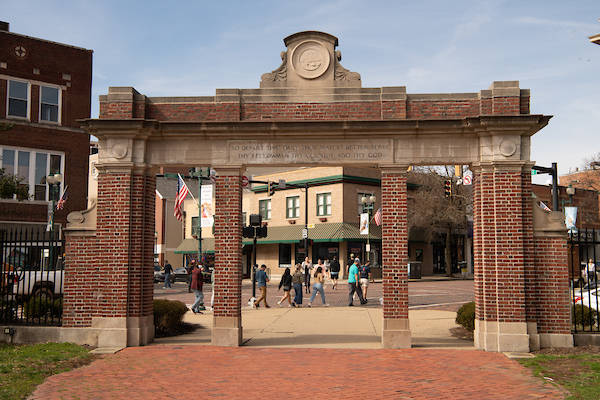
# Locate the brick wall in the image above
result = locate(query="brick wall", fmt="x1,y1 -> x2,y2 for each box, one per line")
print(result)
534,237 -> 570,334
381,170 -> 408,319
63,171 -> 156,327
98,87 -> 529,122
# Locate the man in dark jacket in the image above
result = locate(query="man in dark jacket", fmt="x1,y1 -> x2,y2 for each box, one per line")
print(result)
329,256 -> 341,289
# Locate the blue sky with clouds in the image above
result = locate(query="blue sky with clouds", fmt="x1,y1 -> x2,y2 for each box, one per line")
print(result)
3,0 -> 599,181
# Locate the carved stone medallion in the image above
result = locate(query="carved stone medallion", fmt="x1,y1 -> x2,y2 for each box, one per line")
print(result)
291,40 -> 330,79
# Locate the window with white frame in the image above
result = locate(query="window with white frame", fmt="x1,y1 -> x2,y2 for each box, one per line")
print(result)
316,192 -> 331,216
7,79 -> 29,119
1,146 -> 63,201
39,85 -> 60,123
259,199 -> 271,220
286,196 -> 300,219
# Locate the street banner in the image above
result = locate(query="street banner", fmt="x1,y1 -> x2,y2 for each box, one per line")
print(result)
360,213 -> 369,235
565,206 -> 578,233
201,185 -> 214,227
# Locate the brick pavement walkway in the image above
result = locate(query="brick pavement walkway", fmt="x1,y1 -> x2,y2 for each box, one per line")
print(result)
30,346 -> 566,399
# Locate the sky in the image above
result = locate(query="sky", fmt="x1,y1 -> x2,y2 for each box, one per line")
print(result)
3,0 -> 599,183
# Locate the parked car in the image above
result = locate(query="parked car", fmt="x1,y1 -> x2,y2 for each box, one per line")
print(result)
574,288 -> 600,310
154,267 -> 189,284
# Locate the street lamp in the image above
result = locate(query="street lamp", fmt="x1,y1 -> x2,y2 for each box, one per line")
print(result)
561,183 -> 576,210
361,194 -> 376,262
46,172 -> 62,271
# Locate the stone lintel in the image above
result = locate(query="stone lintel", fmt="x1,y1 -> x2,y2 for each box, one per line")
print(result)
532,206 -> 568,238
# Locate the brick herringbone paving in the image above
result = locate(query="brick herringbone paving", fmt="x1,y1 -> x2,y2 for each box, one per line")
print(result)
30,346 -> 565,400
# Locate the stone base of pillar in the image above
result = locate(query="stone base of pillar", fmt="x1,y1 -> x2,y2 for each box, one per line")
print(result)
127,315 -> 155,347
212,316 -> 242,347
540,333 -> 573,349
475,319 -> 530,352
528,322 -> 541,351
382,318 -> 411,349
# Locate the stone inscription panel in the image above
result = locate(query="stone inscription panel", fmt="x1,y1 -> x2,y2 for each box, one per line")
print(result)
228,140 -> 393,165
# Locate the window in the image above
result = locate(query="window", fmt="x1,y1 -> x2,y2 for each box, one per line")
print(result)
259,199 -> 271,220
287,196 -> 300,219
242,212 -> 247,226
317,193 -> 331,216
279,243 -> 292,267
40,85 -> 60,123
7,80 -> 29,119
0,147 -> 64,200
191,217 -> 199,237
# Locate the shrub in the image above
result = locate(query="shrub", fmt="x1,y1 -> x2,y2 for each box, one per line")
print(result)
572,304 -> 598,327
24,297 -> 62,320
153,299 -> 189,335
456,301 -> 475,332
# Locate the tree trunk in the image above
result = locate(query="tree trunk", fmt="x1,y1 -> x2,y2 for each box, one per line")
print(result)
445,226 -> 452,277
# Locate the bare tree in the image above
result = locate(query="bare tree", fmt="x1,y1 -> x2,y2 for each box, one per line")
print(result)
407,166 -> 471,276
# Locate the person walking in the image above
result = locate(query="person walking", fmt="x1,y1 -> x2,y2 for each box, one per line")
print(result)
308,266 -> 329,307
302,257 -> 313,294
163,260 -> 173,289
346,253 -> 355,278
348,258 -> 366,306
329,256 -> 340,289
359,261 -> 374,302
277,267 -> 293,307
254,264 -> 270,309
190,264 -> 204,314
291,264 -> 303,307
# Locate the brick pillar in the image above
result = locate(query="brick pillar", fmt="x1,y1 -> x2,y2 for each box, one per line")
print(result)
473,162 -> 529,352
211,165 -> 243,346
530,186 -> 573,349
380,165 -> 410,348
62,165 -> 156,348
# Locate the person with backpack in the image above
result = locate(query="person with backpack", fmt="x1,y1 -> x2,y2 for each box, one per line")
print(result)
329,256 -> 341,289
359,261 -> 373,302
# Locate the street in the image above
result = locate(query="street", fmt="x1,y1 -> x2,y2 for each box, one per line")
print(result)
154,278 -> 474,312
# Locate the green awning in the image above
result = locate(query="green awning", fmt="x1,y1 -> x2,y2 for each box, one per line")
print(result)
174,238 -> 215,254
242,222 -> 381,245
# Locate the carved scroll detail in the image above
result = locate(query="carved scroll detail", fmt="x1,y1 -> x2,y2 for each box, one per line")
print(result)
334,50 -> 361,81
261,51 -> 288,82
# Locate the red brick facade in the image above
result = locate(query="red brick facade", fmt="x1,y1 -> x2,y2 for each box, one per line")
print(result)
0,25 -> 92,227
100,91 -> 529,122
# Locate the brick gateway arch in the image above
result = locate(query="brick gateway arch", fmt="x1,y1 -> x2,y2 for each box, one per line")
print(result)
66,32 -> 572,352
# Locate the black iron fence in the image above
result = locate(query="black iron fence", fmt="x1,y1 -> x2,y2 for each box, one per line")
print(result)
569,229 -> 600,333
0,226 -> 64,326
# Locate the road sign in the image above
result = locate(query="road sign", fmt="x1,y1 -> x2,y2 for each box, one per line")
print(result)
279,179 -> 286,189
463,175 -> 472,185
307,224 -> 315,229
302,229 -> 308,238
209,169 -> 216,183
242,175 -> 249,187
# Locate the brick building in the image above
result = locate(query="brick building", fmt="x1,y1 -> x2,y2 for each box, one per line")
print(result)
0,22 -> 92,233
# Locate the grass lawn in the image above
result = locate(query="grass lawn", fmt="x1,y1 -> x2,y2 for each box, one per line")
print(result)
520,351 -> 600,400
0,342 -> 98,400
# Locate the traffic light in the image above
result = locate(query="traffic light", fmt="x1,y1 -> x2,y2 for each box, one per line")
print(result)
444,179 -> 452,198
256,225 -> 268,238
268,181 -> 275,196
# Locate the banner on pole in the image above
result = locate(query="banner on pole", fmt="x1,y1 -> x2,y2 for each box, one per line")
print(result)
201,185 -> 214,227
360,213 -> 369,235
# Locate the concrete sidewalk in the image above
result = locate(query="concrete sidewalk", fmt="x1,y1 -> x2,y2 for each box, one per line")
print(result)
154,307 -> 475,350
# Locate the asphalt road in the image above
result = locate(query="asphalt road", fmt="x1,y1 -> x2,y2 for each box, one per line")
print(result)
154,278 -> 474,312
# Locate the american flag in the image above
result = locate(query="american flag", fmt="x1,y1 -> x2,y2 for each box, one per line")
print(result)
374,207 -> 382,226
56,186 -> 68,210
174,174 -> 189,221
540,201 -> 551,212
